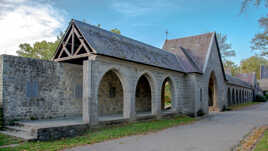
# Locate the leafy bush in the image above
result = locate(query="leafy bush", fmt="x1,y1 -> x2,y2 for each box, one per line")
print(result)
254,95 -> 267,102
197,109 -> 205,116
265,94 -> 268,100
0,106 -> 3,130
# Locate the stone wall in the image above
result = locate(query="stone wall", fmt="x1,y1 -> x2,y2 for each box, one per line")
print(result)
195,36 -> 227,114
0,56 -> 3,128
83,55 -> 186,125
225,84 -> 253,105
1,55 -> 83,124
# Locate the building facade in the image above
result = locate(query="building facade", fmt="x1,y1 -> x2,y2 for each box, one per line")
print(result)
0,19 -> 258,140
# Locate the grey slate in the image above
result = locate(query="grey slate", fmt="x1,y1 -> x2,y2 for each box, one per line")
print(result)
73,20 -> 185,73
226,74 -> 252,88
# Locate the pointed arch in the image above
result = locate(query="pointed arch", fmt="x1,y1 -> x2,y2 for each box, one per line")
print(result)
236,89 -> 239,104
208,71 -> 219,112
232,88 -> 235,105
161,76 -> 175,112
227,88 -> 231,106
97,69 -> 124,117
135,73 -> 154,114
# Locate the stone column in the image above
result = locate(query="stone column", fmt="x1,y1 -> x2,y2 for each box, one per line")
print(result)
82,60 -> 90,123
123,77 -> 136,121
82,60 -> 98,125
152,83 -> 161,118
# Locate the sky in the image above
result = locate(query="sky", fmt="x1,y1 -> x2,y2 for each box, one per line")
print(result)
0,0 -> 267,64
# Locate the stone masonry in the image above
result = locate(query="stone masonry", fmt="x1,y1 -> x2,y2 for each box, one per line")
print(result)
0,19 -> 260,140
0,55 -> 83,124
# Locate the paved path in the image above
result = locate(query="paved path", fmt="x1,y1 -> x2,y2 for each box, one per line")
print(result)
65,102 -> 268,151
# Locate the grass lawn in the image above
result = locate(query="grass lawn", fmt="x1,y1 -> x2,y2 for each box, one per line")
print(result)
228,102 -> 261,111
254,129 -> 268,151
0,133 -> 23,146
0,115 -> 195,151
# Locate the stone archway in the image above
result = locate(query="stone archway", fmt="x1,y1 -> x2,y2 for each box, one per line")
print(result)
227,88 -> 231,106
161,77 -> 174,112
232,89 -> 235,105
208,71 -> 218,112
98,70 -> 124,117
236,90 -> 239,104
135,74 -> 152,114
239,90 -> 242,104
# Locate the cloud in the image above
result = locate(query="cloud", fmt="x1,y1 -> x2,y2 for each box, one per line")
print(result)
0,0 -> 65,55
111,0 -> 177,16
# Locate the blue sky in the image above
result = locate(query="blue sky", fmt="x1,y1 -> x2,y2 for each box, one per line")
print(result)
0,0 -> 267,64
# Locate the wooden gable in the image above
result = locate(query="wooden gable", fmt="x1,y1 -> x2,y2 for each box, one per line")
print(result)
53,22 -> 93,63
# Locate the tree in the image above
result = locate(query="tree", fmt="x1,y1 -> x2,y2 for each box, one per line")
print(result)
241,0 -> 268,56
240,0 -> 268,13
110,28 -> 121,34
96,24 -> 120,34
240,55 -> 268,79
16,34 -> 61,60
251,16 -> 268,56
216,33 -> 236,61
223,60 -> 240,76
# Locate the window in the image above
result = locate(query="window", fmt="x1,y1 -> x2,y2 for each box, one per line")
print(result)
109,86 -> 116,98
75,85 -> 83,98
26,81 -> 39,98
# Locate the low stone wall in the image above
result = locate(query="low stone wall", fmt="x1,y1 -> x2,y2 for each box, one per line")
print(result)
37,124 -> 89,141
1,55 -> 83,124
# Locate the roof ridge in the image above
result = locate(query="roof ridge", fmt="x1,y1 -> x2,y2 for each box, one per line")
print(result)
72,19 -> 177,57
167,32 -> 214,41
71,19 -> 185,72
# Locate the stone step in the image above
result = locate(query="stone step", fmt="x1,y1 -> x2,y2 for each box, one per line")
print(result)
14,121 -> 35,129
6,126 -> 31,133
5,126 -> 37,137
0,130 -> 36,141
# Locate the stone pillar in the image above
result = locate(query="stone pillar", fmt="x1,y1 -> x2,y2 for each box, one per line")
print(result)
123,77 -> 136,121
82,60 -> 98,125
189,74 -> 198,116
152,83 -> 161,118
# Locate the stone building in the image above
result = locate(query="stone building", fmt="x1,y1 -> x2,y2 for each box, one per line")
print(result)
259,65 -> 268,94
0,19 -> 258,140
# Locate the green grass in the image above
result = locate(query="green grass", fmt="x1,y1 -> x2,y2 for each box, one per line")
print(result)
228,102 -> 261,110
0,115 -> 195,151
0,133 -> 23,146
254,130 -> 268,151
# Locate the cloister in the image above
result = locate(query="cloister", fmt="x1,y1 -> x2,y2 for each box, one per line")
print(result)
0,19 -> 260,140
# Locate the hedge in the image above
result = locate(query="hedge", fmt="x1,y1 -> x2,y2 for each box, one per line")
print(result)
254,95 -> 267,102
0,106 -> 3,130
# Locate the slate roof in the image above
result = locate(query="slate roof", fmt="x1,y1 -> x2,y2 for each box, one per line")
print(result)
59,19 -> 256,89
236,73 -> 256,87
260,65 -> 268,79
72,20 -> 185,73
162,33 -> 213,72
226,74 -> 252,88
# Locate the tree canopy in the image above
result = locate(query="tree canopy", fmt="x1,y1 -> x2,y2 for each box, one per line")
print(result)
216,33 -> 236,61
16,24 -> 121,60
240,55 -> 268,79
16,38 -> 60,60
241,0 -> 268,56
223,60 -> 240,76
110,28 -> 121,34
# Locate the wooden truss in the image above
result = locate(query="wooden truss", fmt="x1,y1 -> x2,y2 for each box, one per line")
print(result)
53,24 -> 92,62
